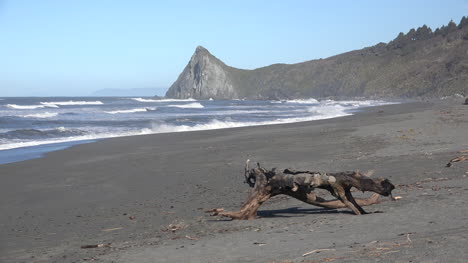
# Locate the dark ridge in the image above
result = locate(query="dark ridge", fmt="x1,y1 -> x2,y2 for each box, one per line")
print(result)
166,17 -> 468,99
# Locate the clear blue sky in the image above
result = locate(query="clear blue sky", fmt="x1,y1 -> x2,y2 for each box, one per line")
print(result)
1,0 -> 467,96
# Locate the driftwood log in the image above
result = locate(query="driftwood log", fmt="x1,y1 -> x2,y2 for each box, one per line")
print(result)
209,161 -> 395,220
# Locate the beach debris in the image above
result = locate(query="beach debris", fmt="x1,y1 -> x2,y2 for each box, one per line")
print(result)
331,235 -> 415,259
446,155 -> 468,167
398,177 -> 452,191
392,196 -> 403,200
302,248 -> 336,257
102,227 -> 123,232
208,161 -> 395,220
161,220 -> 187,232
129,216 -> 136,220
206,208 -> 224,216
162,211 -> 176,214
80,243 -> 111,249
406,233 -> 412,245
166,224 -> 183,232
253,241 -> 266,246
185,235 -> 198,240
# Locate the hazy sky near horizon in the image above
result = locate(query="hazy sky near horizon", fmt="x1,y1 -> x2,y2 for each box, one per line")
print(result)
1,0 -> 467,96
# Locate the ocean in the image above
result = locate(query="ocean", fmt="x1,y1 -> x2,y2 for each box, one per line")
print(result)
0,97 -> 395,164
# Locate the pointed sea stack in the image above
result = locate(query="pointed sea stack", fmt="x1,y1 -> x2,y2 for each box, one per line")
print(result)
165,46 -> 239,99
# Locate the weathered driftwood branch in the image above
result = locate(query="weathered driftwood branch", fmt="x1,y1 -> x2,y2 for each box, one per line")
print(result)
209,161 -> 395,220
446,155 -> 468,167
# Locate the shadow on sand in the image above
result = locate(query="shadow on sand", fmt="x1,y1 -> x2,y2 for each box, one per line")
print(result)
207,207 -> 384,221
257,206 -> 355,218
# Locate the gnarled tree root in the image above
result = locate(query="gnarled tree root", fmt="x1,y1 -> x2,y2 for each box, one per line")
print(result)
209,162 -> 395,220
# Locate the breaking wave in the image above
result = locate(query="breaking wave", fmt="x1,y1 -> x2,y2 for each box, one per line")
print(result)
148,113 -> 350,134
167,103 -> 204,109
0,127 -> 87,140
0,128 -> 153,151
105,107 -> 157,114
284,98 -> 320,104
131,98 -> 196,103
6,104 -> 54,110
5,101 -> 103,109
21,112 -> 59,118
40,100 -> 103,106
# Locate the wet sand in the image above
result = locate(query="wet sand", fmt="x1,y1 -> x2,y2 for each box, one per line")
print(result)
1,100 -> 467,263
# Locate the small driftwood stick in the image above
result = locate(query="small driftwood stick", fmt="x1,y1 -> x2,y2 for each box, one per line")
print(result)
209,162 -> 395,220
302,248 -> 336,257
81,243 -> 111,249
446,155 -> 468,167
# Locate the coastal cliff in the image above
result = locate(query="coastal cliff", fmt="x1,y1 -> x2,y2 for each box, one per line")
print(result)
166,18 -> 468,99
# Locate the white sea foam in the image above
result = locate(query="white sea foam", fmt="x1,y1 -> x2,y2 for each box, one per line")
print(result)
131,98 -> 196,103
321,99 -> 397,108
285,98 -> 319,104
156,98 -> 197,102
307,104 -> 346,114
40,101 -> 103,106
167,103 -> 204,109
21,112 -> 58,118
6,104 -> 48,110
105,107 -> 156,114
131,98 -> 160,102
148,112 -> 350,134
0,128 -> 156,151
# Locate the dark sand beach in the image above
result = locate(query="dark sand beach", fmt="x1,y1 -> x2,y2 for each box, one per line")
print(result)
1,101 -> 467,263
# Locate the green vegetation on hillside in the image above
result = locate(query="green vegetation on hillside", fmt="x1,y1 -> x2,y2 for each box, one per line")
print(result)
167,18 -> 468,99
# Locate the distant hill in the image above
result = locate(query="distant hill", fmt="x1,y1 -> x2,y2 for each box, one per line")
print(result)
166,17 -> 468,99
93,87 -> 167,97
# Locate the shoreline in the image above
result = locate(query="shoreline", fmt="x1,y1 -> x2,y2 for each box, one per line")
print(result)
0,139 -> 96,165
1,100 -> 467,262
0,101 -> 398,165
